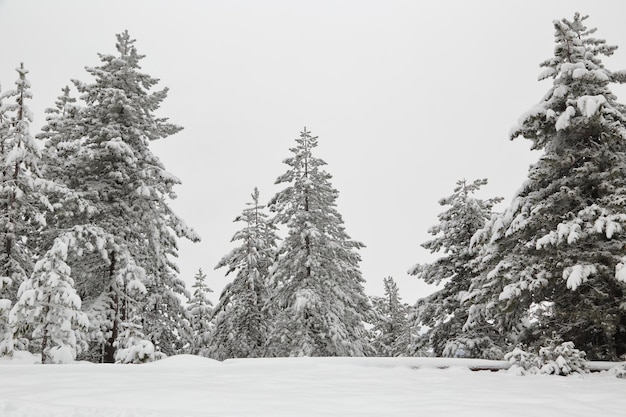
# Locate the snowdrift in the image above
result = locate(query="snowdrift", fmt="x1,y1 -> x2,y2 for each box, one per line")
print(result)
1,354 -> 625,416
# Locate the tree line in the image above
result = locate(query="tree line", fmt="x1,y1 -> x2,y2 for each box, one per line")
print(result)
2,13 -> 626,364
0,31 -> 408,363
410,13 -> 626,362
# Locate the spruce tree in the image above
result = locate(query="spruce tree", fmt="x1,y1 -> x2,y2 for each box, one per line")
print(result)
115,319 -> 161,364
466,14 -> 626,360
0,64 -> 67,356
0,64 -> 46,300
37,86 -> 83,194
0,299 -> 12,356
187,268 -> 213,356
409,179 -> 502,358
265,128 -> 374,357
210,188 -> 277,359
38,32 -> 199,361
370,277 -> 412,357
10,231 -> 89,363
10,225 -> 147,363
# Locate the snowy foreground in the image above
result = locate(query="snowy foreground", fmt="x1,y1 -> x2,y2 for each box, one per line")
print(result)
1,354 -> 625,417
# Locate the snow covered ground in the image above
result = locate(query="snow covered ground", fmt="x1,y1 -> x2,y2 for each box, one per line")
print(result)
1,354 -> 625,416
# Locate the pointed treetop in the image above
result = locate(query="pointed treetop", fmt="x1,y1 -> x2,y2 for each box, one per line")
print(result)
16,62 -> 29,78
510,13 -> 626,148
114,30 -> 145,66
544,13 -> 615,72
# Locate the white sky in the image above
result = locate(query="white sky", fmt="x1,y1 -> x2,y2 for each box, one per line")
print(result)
1,0 -> 626,303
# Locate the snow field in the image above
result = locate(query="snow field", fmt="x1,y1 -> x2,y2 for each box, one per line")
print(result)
1,354 -> 625,417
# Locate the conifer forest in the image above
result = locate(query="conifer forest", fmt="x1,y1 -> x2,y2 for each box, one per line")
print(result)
3,12 -> 626,372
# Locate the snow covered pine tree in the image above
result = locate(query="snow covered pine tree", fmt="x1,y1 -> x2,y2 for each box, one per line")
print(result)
265,128 -> 374,357
0,64 -> 69,357
466,14 -> 626,360
35,31 -> 200,362
210,188 -> 278,360
410,179 -> 502,358
370,276 -> 412,357
186,269 -> 213,356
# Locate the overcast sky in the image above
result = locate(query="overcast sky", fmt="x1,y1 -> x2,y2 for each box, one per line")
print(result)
1,0 -> 626,303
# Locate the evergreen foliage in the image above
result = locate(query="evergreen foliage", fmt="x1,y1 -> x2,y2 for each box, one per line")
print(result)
210,188 -> 277,360
409,179 -> 502,358
4,14 -> 626,366
0,64 -> 46,304
466,14 -> 626,360
187,268 -> 213,356
37,31 -> 199,361
0,64 -> 70,357
369,277 -> 412,356
10,230 -> 89,364
38,85 -> 81,186
115,319 -> 163,364
265,128 -> 374,357
0,299 -> 16,357
505,339 -> 589,376
10,225 -> 147,363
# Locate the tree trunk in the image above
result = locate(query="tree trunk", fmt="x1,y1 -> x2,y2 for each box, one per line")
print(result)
103,252 -> 118,363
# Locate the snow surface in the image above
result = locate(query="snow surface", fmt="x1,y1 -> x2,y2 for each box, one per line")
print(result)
1,354 -> 625,416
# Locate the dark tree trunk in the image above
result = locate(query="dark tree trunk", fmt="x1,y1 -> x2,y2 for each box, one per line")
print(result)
103,252 -> 118,363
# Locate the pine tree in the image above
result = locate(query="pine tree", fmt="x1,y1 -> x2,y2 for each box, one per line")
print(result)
466,14 -> 626,360
187,268 -> 213,356
115,319 -> 161,364
0,64 -> 45,300
10,231 -> 89,363
0,64 -> 66,356
0,297 -> 15,357
38,32 -> 200,361
9,225 -> 147,363
37,86 -> 84,196
409,179 -> 502,358
210,188 -> 277,360
265,128 -> 374,357
370,277 -> 412,357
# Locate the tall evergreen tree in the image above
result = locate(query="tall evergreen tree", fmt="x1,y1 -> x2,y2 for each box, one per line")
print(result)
409,179 -> 502,358
0,64 -> 67,356
370,277 -> 412,357
187,268 -> 213,356
210,188 -> 277,360
466,14 -> 626,360
38,32 -> 200,361
265,128 -> 374,357
0,64 -> 46,301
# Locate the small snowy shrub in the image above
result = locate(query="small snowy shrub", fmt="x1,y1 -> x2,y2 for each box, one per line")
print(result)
48,345 -> 76,364
607,363 -> 626,379
537,341 -> 588,376
116,340 -> 160,364
114,321 -> 165,364
505,341 -> 588,376
504,347 -> 540,375
0,299 -> 14,357
443,335 -> 504,360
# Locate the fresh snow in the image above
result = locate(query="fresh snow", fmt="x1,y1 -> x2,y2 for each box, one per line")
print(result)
615,258 -> 626,283
556,106 -> 576,130
1,354 -> 625,416
577,95 -> 607,118
563,264 -> 597,290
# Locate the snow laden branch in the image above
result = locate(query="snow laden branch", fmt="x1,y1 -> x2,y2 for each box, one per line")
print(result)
466,13 -> 626,361
9,225 -> 146,363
